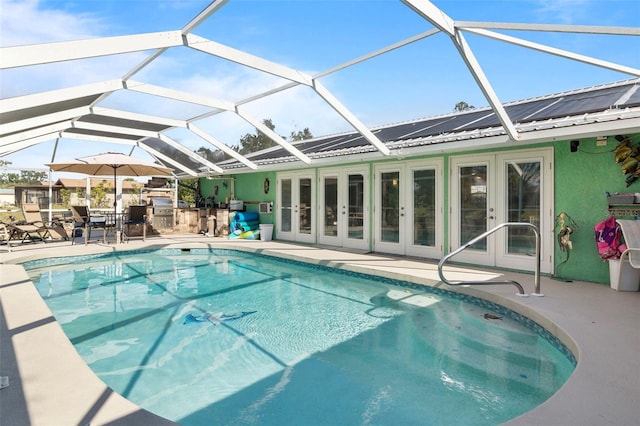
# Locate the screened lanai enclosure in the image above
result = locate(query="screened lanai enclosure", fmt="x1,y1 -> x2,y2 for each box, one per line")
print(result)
1,0 -> 639,282
2,0 -> 638,177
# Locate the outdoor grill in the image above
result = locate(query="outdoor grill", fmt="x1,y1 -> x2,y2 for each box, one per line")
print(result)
149,197 -> 174,229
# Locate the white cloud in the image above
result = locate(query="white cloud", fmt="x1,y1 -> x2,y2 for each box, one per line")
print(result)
532,0 -> 591,24
0,0 -> 105,47
0,0 -> 145,97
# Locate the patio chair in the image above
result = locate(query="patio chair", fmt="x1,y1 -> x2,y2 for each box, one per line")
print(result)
22,203 -> 68,241
0,222 -> 10,251
122,205 -> 147,242
70,205 -> 108,245
3,220 -> 47,245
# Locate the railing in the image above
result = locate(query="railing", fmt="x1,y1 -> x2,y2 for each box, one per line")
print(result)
438,222 -> 543,297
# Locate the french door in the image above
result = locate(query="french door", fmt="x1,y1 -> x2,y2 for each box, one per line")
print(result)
277,171 -> 315,243
318,167 -> 369,250
450,149 -> 553,273
374,159 -> 443,258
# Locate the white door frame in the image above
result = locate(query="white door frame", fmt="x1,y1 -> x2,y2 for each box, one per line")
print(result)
276,170 -> 316,244
374,159 -> 444,258
318,166 -> 369,250
449,148 -> 553,273
405,159 -> 444,259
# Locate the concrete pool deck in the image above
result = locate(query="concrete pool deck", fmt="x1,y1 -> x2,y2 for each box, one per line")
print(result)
1,234 -> 638,425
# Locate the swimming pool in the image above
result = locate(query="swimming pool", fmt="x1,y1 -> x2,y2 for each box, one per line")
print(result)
25,249 -> 575,425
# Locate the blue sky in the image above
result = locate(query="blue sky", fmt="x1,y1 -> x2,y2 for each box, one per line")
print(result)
1,0 -> 639,173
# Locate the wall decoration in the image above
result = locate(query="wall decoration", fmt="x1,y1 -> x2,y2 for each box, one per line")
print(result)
264,178 -> 270,194
553,212 -> 578,280
612,135 -> 640,187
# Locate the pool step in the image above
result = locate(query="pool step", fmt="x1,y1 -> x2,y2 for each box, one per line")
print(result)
411,303 -> 562,394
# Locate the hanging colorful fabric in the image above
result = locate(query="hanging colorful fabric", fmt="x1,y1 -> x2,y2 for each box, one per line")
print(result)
594,216 -> 624,260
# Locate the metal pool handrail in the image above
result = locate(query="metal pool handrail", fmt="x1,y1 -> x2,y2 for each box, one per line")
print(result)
438,222 -> 543,297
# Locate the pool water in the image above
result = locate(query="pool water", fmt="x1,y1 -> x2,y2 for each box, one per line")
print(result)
26,249 -> 574,425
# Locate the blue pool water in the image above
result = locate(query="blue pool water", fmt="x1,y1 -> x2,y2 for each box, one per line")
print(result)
25,249 -> 575,425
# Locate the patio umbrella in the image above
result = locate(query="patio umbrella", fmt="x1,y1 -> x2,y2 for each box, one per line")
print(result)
47,152 -> 173,218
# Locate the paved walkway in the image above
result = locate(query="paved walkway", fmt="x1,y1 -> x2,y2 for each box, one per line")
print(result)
1,235 -> 638,425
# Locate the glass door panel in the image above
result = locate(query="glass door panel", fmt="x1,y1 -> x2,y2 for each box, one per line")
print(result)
459,165 -> 488,250
347,174 -> 364,240
298,178 -> 312,235
281,178 -> 292,233
380,171 -> 400,243
413,169 -> 436,246
324,177 -> 338,237
506,160 -> 541,255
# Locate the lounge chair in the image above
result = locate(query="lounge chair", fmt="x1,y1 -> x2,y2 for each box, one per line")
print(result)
70,205 -> 108,245
0,222 -> 10,251
122,205 -> 147,242
22,203 -> 68,241
4,221 -> 46,245
0,206 -> 48,245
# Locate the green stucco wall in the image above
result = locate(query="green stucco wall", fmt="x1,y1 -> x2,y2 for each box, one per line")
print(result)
554,135 -> 636,283
200,171 -> 277,225
198,133 -> 638,284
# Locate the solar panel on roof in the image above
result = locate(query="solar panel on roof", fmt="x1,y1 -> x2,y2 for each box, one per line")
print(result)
504,98 -> 561,122
316,134 -> 360,150
375,116 -> 456,141
246,149 -> 287,161
244,134 -> 356,162
300,134 -> 353,152
219,79 -> 640,169
453,113 -> 500,131
623,85 -> 640,107
405,110 -> 495,138
526,86 -> 628,121
325,134 -> 368,151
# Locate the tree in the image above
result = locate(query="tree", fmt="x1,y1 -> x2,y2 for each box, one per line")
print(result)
239,119 -> 314,153
60,188 -> 71,207
92,181 -> 111,208
178,178 -> 198,205
290,128 -> 313,141
238,119 -> 278,155
195,119 -> 314,162
0,160 -> 47,187
454,101 -> 475,112
195,146 -> 226,163
125,181 -> 142,208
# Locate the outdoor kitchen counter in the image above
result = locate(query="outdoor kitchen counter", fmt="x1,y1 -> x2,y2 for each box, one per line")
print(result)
174,207 -> 217,234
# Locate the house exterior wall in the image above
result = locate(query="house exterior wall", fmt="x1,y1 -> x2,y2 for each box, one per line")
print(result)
553,136 -> 635,283
200,133 -> 639,285
200,171 -> 277,225
0,189 -> 15,206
